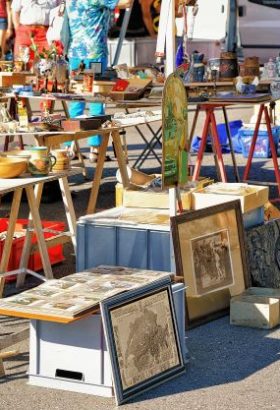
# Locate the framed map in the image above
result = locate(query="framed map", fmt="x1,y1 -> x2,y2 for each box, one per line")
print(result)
162,72 -> 189,188
100,277 -> 185,405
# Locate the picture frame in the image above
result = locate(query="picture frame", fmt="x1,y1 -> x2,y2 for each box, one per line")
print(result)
100,277 -> 186,405
171,200 -> 251,328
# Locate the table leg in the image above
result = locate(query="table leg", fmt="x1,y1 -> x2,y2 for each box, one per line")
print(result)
189,105 -> 200,147
192,109 -> 211,181
58,176 -> 77,252
243,104 -> 264,181
16,184 -> 44,288
19,185 -> 53,286
135,125 -> 162,169
0,189 -> 23,298
87,132 -> 110,214
112,130 -> 130,187
132,123 -> 162,168
222,106 -> 240,182
209,110 -> 227,182
264,106 -> 280,196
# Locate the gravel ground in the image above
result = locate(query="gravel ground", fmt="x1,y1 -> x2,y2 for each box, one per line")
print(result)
1,103 -> 280,410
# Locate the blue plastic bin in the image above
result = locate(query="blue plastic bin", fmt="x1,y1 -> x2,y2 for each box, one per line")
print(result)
239,126 -> 280,158
191,120 -> 243,153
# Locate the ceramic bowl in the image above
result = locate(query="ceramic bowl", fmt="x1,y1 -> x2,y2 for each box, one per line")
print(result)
0,150 -> 31,161
0,157 -> 27,178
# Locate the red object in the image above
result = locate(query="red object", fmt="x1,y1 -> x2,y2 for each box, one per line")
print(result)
52,40 -> 64,56
0,0 -> 7,18
243,103 -> 280,196
112,79 -> 129,92
14,25 -> 48,61
192,104 -> 228,183
0,219 -> 65,283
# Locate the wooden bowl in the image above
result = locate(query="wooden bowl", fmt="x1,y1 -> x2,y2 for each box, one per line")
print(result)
0,157 -> 27,178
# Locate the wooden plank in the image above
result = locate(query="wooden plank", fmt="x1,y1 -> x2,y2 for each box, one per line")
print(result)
16,183 -> 44,288
30,234 -> 71,254
0,188 -> 23,298
25,186 -> 53,279
87,132 -> 110,214
59,176 -> 77,251
0,350 -> 18,359
112,130 -> 130,188
0,307 -> 99,324
0,327 -> 29,350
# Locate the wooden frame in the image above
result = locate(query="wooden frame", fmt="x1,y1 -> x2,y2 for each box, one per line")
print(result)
100,277 -> 186,405
171,200 -> 250,328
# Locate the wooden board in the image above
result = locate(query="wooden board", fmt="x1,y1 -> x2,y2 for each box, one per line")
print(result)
208,93 -> 271,104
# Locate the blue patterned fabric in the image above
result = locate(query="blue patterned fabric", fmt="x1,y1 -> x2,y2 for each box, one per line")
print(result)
66,0 -> 118,60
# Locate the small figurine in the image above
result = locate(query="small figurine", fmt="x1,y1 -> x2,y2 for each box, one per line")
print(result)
79,60 -> 86,73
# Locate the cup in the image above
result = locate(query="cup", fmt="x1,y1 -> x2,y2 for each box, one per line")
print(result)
51,149 -> 74,172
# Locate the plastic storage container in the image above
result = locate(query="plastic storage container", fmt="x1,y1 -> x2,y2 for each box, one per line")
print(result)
239,126 -> 280,158
0,219 -> 65,279
76,207 -> 171,273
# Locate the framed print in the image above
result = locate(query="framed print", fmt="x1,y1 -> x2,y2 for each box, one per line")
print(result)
100,277 -> 186,405
171,200 -> 250,328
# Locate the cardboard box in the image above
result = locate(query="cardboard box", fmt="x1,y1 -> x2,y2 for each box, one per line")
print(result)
242,288 -> 280,313
192,183 -> 269,213
230,295 -> 280,329
110,78 -> 152,100
117,175 -> 213,210
62,116 -> 111,132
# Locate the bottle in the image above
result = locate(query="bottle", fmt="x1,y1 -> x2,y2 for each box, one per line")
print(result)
17,100 -> 29,128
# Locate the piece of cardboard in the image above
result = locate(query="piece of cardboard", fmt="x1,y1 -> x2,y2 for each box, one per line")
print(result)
192,183 -> 269,213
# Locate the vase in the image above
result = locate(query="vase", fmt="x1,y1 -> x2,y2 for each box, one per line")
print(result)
27,146 -> 56,177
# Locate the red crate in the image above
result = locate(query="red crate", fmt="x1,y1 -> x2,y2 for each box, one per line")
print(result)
0,219 -> 65,282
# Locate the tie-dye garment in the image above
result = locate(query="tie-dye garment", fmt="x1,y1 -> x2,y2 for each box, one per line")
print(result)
66,0 -> 118,60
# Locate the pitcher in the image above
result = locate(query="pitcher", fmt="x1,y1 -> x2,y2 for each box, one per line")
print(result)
28,146 -> 56,177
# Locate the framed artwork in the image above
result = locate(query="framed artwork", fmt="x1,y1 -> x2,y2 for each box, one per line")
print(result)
162,72 -> 189,188
100,277 -> 186,405
171,200 -> 250,327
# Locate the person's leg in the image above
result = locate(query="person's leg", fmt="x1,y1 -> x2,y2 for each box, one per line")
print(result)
33,26 -> 49,54
86,56 -> 109,162
64,57 -> 86,151
0,18 -> 7,59
14,25 -> 32,58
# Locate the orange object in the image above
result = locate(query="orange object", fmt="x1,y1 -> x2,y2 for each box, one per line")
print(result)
1,219 -> 65,282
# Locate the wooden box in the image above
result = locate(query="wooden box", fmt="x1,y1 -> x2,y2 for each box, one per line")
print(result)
230,295 -> 280,329
122,188 -> 193,210
192,183 -> 269,213
0,72 -> 36,87
62,115 -> 111,131
110,78 -> 152,101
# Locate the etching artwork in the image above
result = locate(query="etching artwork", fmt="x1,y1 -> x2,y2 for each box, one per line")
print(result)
191,229 -> 234,295
110,289 -> 180,390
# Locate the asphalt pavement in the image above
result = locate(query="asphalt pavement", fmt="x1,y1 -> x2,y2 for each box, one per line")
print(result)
1,103 -> 280,410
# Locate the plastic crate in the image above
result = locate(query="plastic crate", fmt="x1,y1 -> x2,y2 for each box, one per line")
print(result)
239,126 -> 280,158
0,219 -> 65,281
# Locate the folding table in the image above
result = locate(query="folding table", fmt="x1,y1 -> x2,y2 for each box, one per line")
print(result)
0,167 -> 81,377
190,95 -> 280,196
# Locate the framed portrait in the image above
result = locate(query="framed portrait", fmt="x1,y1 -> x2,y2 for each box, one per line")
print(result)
100,277 -> 186,405
171,200 -> 250,328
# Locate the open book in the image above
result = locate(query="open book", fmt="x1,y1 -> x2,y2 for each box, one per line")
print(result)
0,266 -> 171,321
